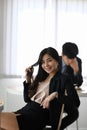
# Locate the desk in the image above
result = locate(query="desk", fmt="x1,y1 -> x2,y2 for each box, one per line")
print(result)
6,87 -> 25,112
76,87 -> 87,97
74,87 -> 87,130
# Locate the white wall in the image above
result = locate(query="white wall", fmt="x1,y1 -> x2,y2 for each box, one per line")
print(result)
0,78 -> 87,130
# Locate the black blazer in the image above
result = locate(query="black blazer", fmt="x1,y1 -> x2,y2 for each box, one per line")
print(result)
60,56 -> 83,87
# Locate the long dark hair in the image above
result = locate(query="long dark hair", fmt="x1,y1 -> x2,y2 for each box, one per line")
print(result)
30,47 -> 60,92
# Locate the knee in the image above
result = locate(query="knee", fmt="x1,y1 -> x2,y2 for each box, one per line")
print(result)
72,108 -> 79,120
67,108 -> 79,121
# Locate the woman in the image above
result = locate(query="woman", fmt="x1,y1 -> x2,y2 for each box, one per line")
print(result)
1,47 -> 80,130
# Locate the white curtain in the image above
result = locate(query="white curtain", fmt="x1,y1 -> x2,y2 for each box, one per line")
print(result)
0,0 -> 87,77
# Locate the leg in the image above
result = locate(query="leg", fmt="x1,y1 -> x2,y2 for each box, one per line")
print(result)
1,112 -> 19,130
0,128 -> 6,130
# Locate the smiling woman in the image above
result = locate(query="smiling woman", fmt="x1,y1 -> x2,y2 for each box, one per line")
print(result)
0,0 -> 87,78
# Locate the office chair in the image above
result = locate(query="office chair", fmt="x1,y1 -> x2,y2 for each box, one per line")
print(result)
43,89 -> 79,130
44,116 -> 79,130
0,99 -> 4,130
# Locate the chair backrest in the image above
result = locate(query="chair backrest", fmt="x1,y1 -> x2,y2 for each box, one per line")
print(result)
57,89 -> 67,130
57,103 -> 65,130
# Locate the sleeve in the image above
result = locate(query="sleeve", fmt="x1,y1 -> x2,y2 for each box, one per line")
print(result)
73,58 -> 83,87
23,80 -> 31,102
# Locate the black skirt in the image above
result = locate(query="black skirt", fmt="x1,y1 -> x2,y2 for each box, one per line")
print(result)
16,101 -> 49,130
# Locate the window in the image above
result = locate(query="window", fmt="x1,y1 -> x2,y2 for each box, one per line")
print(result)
0,0 -> 87,78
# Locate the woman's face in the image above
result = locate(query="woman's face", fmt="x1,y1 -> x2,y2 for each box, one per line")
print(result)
41,54 -> 58,75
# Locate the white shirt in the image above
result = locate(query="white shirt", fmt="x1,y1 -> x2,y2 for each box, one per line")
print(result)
31,80 -> 49,104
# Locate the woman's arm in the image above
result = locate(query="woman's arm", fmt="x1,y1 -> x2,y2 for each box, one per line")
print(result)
23,81 -> 31,102
23,66 -> 34,102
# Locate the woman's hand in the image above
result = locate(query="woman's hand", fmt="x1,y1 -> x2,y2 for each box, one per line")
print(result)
25,66 -> 34,83
41,97 -> 50,109
41,92 -> 58,109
